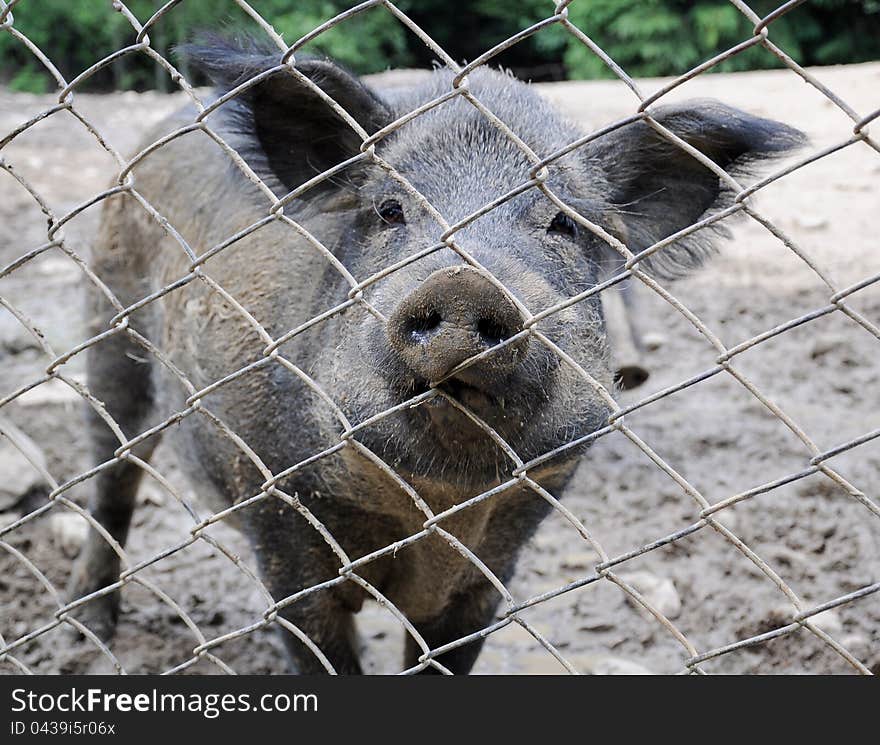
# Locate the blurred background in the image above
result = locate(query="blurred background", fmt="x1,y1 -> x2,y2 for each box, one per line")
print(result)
3,0 -> 880,92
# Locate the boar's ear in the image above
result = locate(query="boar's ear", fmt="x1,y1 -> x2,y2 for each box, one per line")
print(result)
585,100 -> 805,278
181,37 -> 391,195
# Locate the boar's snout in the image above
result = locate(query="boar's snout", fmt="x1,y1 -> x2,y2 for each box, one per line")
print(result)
387,265 -> 529,388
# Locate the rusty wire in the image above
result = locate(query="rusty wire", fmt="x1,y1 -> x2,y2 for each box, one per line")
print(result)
0,0 -> 878,675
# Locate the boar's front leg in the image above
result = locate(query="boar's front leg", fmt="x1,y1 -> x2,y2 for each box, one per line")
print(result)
67,291 -> 158,641
245,499 -> 363,674
403,583 -> 501,674
274,593 -> 361,675
405,491 -> 556,674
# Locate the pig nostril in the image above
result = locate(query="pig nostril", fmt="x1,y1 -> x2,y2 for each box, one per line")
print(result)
405,309 -> 442,343
476,317 -> 510,345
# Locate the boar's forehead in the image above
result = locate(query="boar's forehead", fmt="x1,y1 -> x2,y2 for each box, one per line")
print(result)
377,70 -> 590,220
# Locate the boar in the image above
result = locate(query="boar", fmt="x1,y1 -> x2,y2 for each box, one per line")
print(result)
69,38 -> 803,674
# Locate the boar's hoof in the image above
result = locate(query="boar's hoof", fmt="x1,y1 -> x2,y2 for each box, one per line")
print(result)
66,559 -> 121,643
614,363 -> 650,390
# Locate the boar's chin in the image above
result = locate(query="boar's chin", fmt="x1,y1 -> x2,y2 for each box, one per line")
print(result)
348,389 -> 610,490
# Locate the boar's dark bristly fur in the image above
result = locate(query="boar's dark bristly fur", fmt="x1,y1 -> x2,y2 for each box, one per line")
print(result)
69,36 -> 804,674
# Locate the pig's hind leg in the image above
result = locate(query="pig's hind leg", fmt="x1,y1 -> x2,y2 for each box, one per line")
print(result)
67,291 -> 159,642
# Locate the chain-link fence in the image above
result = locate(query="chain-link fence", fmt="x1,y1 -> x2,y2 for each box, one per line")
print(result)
1,0 -> 879,675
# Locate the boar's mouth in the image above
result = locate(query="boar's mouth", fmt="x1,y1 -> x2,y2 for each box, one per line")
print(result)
401,377 -> 531,455
354,328 -> 606,483
421,381 -> 497,447
378,348 -> 554,449
435,379 -> 495,414
350,371 -> 609,488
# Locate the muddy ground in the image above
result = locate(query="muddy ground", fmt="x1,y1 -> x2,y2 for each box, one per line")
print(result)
1,62 -> 879,674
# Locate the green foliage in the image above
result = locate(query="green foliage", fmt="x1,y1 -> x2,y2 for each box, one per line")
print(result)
0,0 -> 411,92
1,0 -> 879,93
8,66 -> 50,93
564,0 -> 879,79
271,2 -> 409,72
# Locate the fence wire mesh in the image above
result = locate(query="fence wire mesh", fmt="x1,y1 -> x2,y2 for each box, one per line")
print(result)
1,0 -> 879,675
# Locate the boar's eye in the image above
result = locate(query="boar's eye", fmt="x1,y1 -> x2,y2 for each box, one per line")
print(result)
548,211 -> 577,238
378,199 -> 406,225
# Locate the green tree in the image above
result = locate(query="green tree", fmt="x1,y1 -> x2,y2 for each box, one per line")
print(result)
1,0 -> 879,93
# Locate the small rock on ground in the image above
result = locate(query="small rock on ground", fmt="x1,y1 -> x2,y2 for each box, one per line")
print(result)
50,511 -> 90,558
618,571 -> 682,620
0,420 -> 48,511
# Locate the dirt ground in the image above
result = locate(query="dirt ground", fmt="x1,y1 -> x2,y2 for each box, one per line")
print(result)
1,62 -> 879,675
